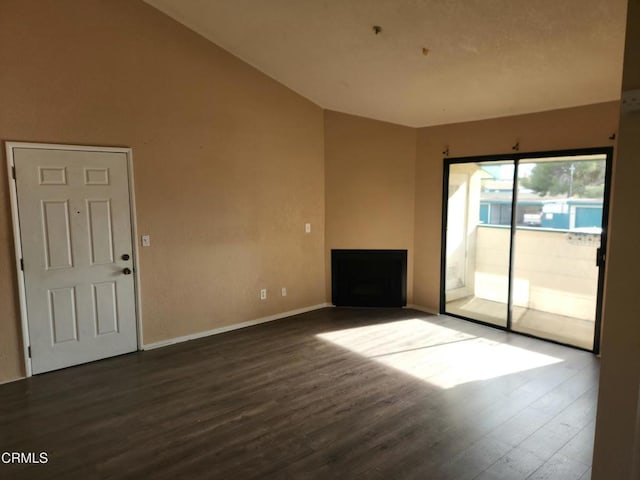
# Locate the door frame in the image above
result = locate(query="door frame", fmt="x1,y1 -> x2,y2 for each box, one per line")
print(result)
5,142 -> 143,376
440,146 -> 613,353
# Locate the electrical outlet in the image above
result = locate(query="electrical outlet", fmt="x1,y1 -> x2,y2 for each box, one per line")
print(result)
305,223 -> 311,233
281,287 -> 287,297
260,289 -> 267,300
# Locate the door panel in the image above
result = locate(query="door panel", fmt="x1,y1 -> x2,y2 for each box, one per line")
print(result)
93,281 -> 119,335
42,200 -> 74,269
49,287 -> 78,343
87,200 -> 115,265
511,154 -> 607,350
14,147 -> 137,374
444,161 -> 514,328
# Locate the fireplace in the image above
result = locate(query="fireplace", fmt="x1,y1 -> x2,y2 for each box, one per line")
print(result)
331,249 -> 407,307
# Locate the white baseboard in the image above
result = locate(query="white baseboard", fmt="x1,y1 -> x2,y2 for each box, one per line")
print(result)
143,303 -> 331,351
406,304 -> 440,316
0,375 -> 26,385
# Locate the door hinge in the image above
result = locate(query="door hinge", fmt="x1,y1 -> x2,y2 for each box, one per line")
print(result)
11,165 -> 16,180
27,346 -> 31,358
20,258 -> 24,271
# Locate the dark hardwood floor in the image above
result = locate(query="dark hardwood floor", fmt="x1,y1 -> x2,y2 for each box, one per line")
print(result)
0,308 -> 598,479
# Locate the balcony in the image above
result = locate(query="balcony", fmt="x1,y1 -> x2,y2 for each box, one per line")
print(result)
446,225 -> 600,350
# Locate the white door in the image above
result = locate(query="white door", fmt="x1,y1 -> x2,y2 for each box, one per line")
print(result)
12,146 -> 138,374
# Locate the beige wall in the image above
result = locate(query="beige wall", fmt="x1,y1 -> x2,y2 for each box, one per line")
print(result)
324,111 -> 416,304
0,0 -> 326,382
414,102 -> 620,311
592,0 -> 640,477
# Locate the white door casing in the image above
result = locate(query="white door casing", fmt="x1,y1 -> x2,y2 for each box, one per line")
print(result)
6,143 -> 140,375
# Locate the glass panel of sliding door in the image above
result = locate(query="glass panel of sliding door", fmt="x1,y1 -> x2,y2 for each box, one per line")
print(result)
444,161 -> 515,327
511,154 -> 607,349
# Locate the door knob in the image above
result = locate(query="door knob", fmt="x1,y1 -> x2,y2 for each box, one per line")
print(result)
123,268 -> 132,275
122,254 -> 130,261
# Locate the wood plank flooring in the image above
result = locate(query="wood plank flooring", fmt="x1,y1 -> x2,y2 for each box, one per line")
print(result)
0,308 -> 599,479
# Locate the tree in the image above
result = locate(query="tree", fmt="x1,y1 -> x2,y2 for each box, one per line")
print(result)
520,160 -> 605,198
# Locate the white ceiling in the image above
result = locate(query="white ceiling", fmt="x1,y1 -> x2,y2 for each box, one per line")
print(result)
145,0 -> 627,128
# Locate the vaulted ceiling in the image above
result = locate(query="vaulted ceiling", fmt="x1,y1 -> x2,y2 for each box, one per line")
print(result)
145,0 -> 627,127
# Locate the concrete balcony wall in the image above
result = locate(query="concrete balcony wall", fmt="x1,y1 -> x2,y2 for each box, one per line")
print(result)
474,226 -> 599,320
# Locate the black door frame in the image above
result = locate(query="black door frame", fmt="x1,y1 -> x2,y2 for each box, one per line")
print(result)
440,146 -> 614,353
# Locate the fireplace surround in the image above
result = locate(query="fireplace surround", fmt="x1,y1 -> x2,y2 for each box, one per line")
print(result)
331,249 -> 407,307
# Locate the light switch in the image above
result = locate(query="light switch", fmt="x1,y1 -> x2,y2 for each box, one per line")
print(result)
305,223 -> 311,233
141,235 -> 151,247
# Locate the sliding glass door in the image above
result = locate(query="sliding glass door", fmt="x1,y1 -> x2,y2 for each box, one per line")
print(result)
441,149 -> 611,352
510,154 -> 608,349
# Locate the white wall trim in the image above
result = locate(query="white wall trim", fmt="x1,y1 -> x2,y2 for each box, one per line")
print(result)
126,149 -> 144,350
0,376 -> 26,386
5,143 -> 32,377
406,304 -> 440,316
143,303 -> 331,350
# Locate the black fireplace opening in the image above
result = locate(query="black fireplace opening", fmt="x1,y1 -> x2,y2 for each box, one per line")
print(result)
331,249 -> 407,307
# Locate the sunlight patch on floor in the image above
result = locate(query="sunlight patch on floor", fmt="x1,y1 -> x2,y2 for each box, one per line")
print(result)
317,319 -> 563,389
